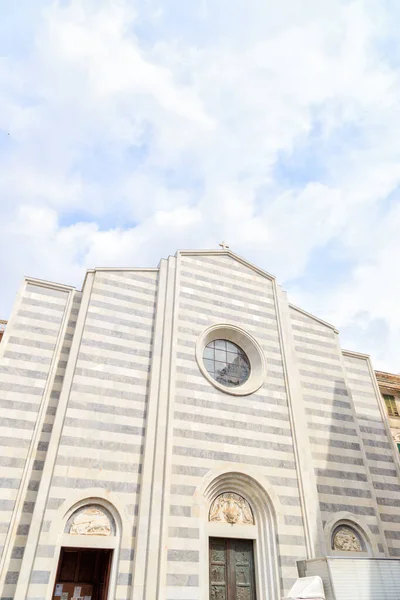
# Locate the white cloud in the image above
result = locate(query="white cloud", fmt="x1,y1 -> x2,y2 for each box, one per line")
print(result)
1,0 -> 400,370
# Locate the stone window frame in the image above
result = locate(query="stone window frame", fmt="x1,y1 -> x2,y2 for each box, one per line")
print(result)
196,323 -> 267,396
383,393 -> 400,418
326,517 -> 372,556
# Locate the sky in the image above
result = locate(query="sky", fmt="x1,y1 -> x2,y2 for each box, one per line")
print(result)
0,0 -> 400,371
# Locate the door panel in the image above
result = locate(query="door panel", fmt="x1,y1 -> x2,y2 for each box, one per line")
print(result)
209,538 -> 256,600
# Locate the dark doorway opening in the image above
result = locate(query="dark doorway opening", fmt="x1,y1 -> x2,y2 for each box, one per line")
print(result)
52,547 -> 113,600
209,537 -> 257,600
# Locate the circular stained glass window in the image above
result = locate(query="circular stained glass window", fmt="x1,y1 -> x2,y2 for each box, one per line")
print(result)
203,339 -> 251,387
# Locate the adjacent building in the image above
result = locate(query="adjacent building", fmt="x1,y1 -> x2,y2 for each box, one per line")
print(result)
376,370 -> 400,452
0,249 -> 399,600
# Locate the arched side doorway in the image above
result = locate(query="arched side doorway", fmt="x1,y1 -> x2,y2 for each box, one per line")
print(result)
195,470 -> 280,600
48,499 -> 121,600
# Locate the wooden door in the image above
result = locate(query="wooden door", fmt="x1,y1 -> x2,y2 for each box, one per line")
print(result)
52,548 -> 112,600
209,538 -> 256,600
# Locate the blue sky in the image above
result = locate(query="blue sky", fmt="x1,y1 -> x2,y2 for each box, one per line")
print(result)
1,0 -> 400,370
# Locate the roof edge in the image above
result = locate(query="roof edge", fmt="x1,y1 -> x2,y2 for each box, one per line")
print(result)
177,249 -> 276,281
289,303 -> 339,333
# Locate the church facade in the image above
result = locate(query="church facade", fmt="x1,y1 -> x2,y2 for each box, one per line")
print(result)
0,249 -> 399,600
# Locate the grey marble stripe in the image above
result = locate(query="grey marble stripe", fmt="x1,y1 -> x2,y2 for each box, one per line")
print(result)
71,382 -> 147,403
384,530 -> 400,540
0,478 -> 20,489
0,436 -> 30,449
47,498 -> 66,509
13,323 -> 57,338
179,301 -> 279,333
278,534 -> 305,546
174,410 -> 291,438
117,573 -> 132,585
172,464 -> 209,477
305,407 -> 354,422
173,427 -> 293,453
377,497 -> 400,507
381,513 -> 400,523
166,573 -> 199,587
300,370 -> 347,385
60,435 -> 143,454
18,309 -> 62,325
175,395 -> 289,421
170,484 -> 196,496
366,452 -> 395,463
317,484 -> 371,498
177,325 -> 280,346
51,476 -> 138,493
22,297 -> 65,312
30,570 -> 50,584
180,291 -> 276,320
279,556 -> 297,567
295,345 -> 339,360
56,455 -> 141,473
11,546 -> 25,558
370,466 -> 397,477
374,481 -> 400,492
284,515 -> 304,526
279,496 -> 300,506
312,451 -> 364,466
84,323 -> 152,346
78,352 -> 150,373
0,398 -> 40,413
360,425 -> 386,436
169,527 -> 199,539
0,365 -> 48,380
345,366 -> 370,377
74,367 -> 147,386
167,549 -> 199,562
310,437 -> 361,451
316,468 -> 367,482
319,503 -> 376,516
64,416 -> 144,436
3,351 -> 52,365
90,298 -> 155,321
304,395 -> 351,410
351,388 -> 377,399
95,274 -> 157,294
0,417 -> 35,430
7,336 -> 55,351
302,381 -> 348,396
170,505 -> 191,517
68,399 -> 146,420
180,279 -> 274,308
81,337 -> 151,358
363,439 -> 391,450
298,357 -> 342,371
308,422 -> 357,437
120,548 -> 134,561
177,364 -> 284,385
0,456 -> 25,468
173,445 -> 295,470
92,286 -> 156,309
292,324 -> 334,339
181,267 -> 272,296
388,547 -> 400,557
294,335 -> 336,349
5,572 -> 19,584
27,283 -> 68,299
87,310 -> 154,332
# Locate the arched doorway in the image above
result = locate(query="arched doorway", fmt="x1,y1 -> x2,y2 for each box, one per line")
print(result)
51,504 -> 118,600
196,470 -> 280,600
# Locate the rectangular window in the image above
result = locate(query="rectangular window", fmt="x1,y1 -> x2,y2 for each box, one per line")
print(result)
383,394 -> 399,417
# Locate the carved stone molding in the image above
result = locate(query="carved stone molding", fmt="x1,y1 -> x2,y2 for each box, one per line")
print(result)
209,493 -> 254,525
68,505 -> 113,536
332,527 -> 362,552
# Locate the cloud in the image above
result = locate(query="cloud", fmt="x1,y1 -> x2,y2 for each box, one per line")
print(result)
1,0 -> 400,370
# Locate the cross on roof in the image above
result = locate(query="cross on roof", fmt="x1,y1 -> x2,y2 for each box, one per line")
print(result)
219,241 -> 230,250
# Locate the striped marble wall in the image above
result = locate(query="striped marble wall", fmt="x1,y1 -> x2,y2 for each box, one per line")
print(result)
0,281 -> 75,600
24,270 -> 157,600
343,353 -> 400,557
167,253 -> 308,599
290,308 -> 386,555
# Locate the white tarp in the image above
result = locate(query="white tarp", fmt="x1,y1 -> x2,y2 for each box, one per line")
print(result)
283,575 -> 326,600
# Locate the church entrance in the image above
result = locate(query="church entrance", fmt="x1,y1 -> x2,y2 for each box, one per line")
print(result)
209,537 -> 257,600
52,547 -> 113,600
